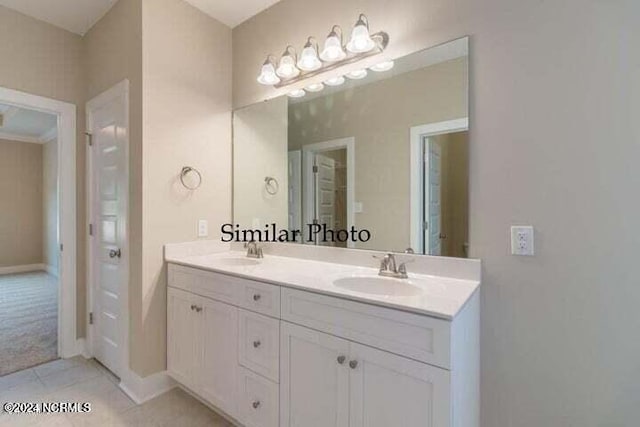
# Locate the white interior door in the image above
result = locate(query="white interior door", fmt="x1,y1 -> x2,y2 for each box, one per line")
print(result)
88,82 -> 128,378
288,150 -> 302,240
424,138 -> 442,256
315,154 -> 336,246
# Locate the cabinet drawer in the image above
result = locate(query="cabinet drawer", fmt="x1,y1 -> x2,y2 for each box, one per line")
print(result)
239,309 -> 280,382
168,264 -> 238,306
238,280 -> 280,318
237,367 -> 279,427
281,288 -> 451,369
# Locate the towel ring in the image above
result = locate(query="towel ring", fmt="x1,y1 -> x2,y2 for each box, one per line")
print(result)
180,166 -> 202,190
264,176 -> 279,195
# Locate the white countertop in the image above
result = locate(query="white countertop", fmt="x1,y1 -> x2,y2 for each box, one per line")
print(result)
166,250 -> 480,320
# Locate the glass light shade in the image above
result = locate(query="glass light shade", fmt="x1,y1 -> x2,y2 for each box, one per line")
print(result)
257,61 -> 280,85
297,43 -> 322,71
346,23 -> 375,53
320,34 -> 346,62
370,60 -> 394,72
346,69 -> 368,80
288,89 -> 306,98
325,76 -> 346,86
305,83 -> 325,92
276,53 -> 300,79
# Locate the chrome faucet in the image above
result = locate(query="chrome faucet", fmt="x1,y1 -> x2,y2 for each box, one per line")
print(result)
374,253 -> 411,279
245,240 -> 264,259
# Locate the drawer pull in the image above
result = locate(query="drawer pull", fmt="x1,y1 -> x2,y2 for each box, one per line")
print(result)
253,340 -> 261,348
337,355 -> 346,365
252,400 -> 261,409
349,360 -> 358,369
253,294 -> 261,302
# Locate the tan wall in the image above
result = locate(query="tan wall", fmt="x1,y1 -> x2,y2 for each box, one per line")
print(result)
234,96 -> 288,229
0,6 -> 85,333
234,0 -> 640,425
288,58 -> 467,251
83,0 -> 144,366
138,0 -> 232,376
43,139 -> 59,272
0,139 -> 43,267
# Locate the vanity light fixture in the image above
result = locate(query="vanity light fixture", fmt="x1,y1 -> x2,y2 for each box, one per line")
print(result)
346,69 -> 368,80
297,37 -> 322,71
325,76 -> 346,86
346,14 -> 376,53
320,26 -> 347,62
370,60 -> 394,72
257,14 -> 388,89
256,55 -> 281,85
276,46 -> 300,79
305,82 -> 325,92
288,89 -> 306,98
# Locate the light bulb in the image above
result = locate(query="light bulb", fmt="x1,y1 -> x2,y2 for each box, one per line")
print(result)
346,69 -> 368,80
325,76 -> 346,86
288,89 -> 306,98
320,29 -> 346,62
276,50 -> 300,79
257,59 -> 280,85
370,60 -> 394,72
297,39 -> 322,71
346,15 -> 376,53
305,83 -> 324,92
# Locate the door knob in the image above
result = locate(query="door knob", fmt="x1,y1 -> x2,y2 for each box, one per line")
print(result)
252,400 -> 261,409
349,360 -> 358,369
109,248 -> 122,259
253,294 -> 261,301
253,340 -> 261,348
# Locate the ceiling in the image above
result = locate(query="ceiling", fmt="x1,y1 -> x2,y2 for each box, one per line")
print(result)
0,103 -> 57,144
0,0 -> 281,34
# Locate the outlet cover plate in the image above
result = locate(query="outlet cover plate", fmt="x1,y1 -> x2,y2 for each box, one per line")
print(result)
511,226 -> 534,256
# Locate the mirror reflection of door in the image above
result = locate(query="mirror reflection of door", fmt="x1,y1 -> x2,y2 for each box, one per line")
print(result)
424,137 -> 442,256
288,150 -> 302,242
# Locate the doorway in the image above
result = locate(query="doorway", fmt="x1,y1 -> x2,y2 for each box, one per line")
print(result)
86,80 -> 130,380
0,86 -> 77,375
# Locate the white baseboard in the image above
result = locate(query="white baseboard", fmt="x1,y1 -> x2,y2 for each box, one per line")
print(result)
119,370 -> 176,405
45,264 -> 59,277
0,263 -> 46,275
74,338 -> 91,358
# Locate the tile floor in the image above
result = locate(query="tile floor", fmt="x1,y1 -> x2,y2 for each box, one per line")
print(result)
0,357 -> 234,426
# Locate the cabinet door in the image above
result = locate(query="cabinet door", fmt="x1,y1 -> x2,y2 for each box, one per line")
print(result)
280,322 -> 350,427
349,342 -> 451,427
199,296 -> 239,417
167,287 -> 200,390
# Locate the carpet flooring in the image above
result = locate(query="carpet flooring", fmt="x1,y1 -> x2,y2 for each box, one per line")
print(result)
0,271 -> 58,377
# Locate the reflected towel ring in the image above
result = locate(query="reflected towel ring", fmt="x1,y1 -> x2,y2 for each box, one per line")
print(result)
264,176 -> 279,195
180,166 -> 202,190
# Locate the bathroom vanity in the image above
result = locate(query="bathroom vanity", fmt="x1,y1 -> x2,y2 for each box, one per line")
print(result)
165,245 -> 479,427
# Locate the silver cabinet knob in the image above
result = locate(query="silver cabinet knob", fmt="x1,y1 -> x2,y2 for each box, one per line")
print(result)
190,304 -> 196,311
252,400 -> 261,409
337,355 -> 346,365
349,360 -> 358,369
109,248 -> 122,259
253,294 -> 261,302
253,340 -> 261,348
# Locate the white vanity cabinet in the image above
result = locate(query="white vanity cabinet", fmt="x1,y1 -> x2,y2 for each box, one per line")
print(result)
167,263 -> 479,427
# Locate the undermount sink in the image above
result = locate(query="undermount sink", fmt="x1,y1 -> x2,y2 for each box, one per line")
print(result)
215,258 -> 261,267
333,276 -> 423,297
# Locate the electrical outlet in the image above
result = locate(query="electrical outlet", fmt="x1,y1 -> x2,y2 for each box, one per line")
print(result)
198,220 -> 208,237
511,226 -> 534,256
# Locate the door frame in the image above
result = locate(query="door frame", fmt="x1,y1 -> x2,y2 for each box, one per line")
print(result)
301,137 -> 355,248
0,86 -> 77,358
410,118 -> 468,254
85,80 -> 130,378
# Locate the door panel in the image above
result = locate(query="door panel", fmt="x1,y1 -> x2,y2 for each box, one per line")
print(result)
200,297 -> 239,417
315,154 -> 336,246
280,322 -> 350,427
424,139 -> 442,256
167,287 -> 200,389
349,342 -> 451,427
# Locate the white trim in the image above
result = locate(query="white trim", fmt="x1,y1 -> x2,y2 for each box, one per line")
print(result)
0,86 -> 77,359
40,126 -> 58,142
45,264 -> 59,277
119,371 -> 176,405
86,79 -> 130,380
301,137 -> 356,248
0,263 -> 46,275
0,130 -> 44,144
410,118 -> 468,254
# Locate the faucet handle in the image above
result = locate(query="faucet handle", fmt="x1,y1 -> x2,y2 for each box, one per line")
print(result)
398,259 -> 414,275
